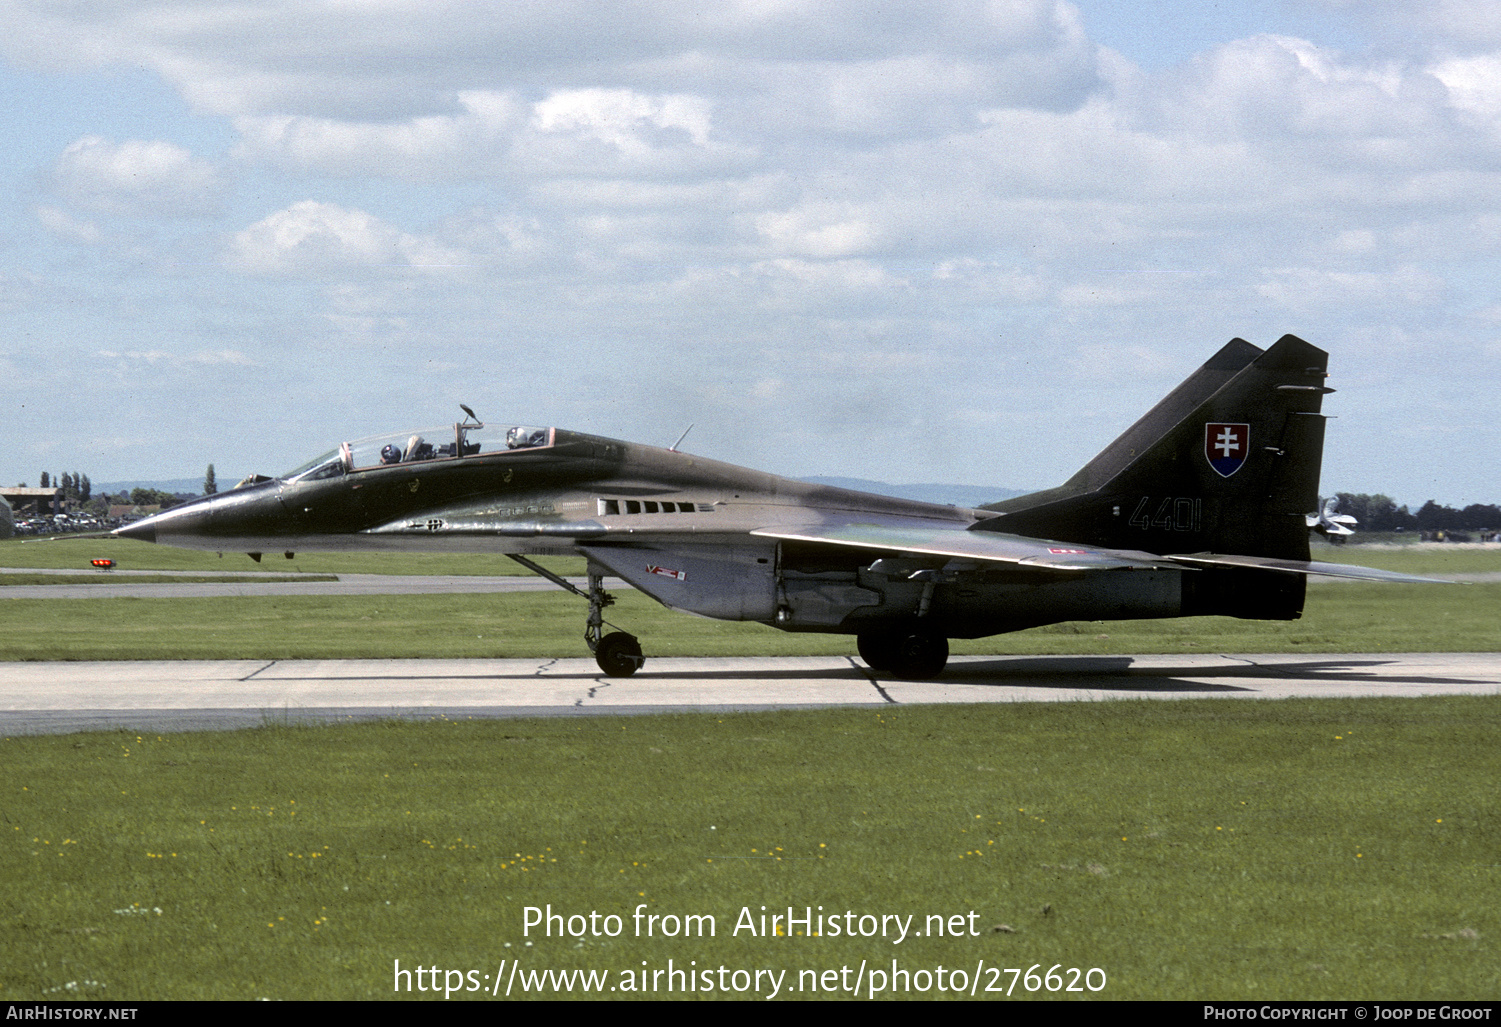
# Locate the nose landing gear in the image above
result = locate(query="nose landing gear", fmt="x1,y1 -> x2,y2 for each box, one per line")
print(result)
508,555 -> 645,676
583,570 -> 644,676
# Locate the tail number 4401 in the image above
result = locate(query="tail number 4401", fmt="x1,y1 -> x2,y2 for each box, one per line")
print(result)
1128,496 -> 1203,533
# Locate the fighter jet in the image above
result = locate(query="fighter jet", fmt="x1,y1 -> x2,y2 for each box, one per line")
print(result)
114,334 -> 1439,678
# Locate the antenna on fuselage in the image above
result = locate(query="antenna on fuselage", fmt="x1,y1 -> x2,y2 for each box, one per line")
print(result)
668,424 -> 694,452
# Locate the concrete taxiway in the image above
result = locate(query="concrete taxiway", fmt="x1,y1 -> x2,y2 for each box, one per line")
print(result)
1,652 -> 1497,734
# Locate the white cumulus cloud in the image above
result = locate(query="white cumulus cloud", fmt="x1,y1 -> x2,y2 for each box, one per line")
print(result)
1432,52 -> 1501,123
35,205 -> 101,243
228,201 -> 463,275
232,90 -> 527,177
52,136 -> 225,217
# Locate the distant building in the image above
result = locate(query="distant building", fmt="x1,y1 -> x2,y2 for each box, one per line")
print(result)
0,487 -> 62,519
110,504 -> 162,522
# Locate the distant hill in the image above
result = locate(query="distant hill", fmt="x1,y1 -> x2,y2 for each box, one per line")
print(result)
94,478 -> 228,497
800,477 -> 1028,508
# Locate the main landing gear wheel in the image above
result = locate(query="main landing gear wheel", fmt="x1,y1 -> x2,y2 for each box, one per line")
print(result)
857,630 -> 898,671
887,631 -> 949,680
858,627 -> 949,679
595,631 -> 644,677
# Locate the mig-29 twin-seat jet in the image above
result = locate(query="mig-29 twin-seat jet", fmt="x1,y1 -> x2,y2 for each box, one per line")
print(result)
115,334 -> 1436,679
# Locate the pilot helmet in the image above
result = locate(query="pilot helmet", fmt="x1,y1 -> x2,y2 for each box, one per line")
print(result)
506,426 -> 526,449
380,444 -> 402,463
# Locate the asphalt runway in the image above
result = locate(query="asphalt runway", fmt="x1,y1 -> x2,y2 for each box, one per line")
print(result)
1,652 -> 1497,735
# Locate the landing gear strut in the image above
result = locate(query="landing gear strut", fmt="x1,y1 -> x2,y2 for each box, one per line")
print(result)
507,556 -> 645,676
583,571 -> 644,677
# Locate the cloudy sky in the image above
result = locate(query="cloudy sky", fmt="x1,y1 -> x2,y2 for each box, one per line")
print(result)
2,0 -> 1498,507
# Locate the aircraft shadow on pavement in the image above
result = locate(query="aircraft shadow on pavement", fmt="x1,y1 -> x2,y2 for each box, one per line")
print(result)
298,656 -> 1490,693
590,657 -> 1251,692
587,656 -> 1484,693
931,656 -> 1245,693
930,656 -> 1490,692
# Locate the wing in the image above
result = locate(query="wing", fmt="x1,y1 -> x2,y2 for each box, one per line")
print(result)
751,518 -> 1451,583
749,519 -> 1181,572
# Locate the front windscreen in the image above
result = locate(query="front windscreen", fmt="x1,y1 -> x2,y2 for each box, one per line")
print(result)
281,449 -> 343,481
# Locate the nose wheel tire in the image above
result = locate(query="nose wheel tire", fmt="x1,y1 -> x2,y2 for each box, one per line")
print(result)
595,631 -> 644,677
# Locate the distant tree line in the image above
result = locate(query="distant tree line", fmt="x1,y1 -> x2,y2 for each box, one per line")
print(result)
123,488 -> 185,510
1333,493 -> 1501,533
12,471 -> 192,518
18,468 -> 208,517
35,471 -> 93,503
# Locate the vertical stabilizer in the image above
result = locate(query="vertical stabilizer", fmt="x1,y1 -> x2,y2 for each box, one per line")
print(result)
978,335 -> 1332,566
1060,336 -> 1265,494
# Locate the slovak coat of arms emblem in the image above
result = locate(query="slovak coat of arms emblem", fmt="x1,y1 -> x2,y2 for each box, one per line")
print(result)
1205,422 -> 1250,478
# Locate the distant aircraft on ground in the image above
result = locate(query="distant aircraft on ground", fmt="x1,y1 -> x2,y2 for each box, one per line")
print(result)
116,335 -> 1439,678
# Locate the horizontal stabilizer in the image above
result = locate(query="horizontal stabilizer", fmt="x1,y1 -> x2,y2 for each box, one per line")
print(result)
1165,552 -> 1450,583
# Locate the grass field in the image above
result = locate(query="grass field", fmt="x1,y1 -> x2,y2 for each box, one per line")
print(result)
0,581 -> 1495,662
0,538 -> 577,577
0,540 -> 1497,661
1,697 -> 1495,1001
2,539 -> 1495,1001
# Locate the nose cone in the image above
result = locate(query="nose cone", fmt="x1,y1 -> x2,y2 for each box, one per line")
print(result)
113,520 -> 156,544
112,501 -> 211,546
109,481 -> 289,551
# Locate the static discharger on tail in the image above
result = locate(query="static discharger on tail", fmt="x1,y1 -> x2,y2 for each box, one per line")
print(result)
116,335 -> 1443,679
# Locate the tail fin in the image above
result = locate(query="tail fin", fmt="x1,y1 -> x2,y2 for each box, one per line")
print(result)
978,334 -> 1331,565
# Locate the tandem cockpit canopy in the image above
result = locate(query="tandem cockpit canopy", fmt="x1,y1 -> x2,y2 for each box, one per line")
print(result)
278,414 -> 555,483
